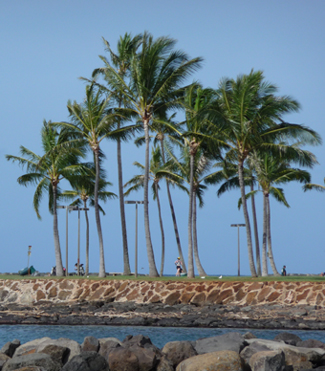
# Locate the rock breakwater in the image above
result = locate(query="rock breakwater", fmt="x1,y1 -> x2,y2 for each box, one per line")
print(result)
2,331 -> 325,370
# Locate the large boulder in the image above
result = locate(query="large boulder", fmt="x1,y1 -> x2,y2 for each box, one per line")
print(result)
36,338 -> 81,362
246,339 -> 325,370
249,350 -> 286,371
274,332 -> 302,346
82,336 -> 100,352
13,337 -> 51,357
0,339 -> 20,357
2,353 -> 61,371
61,351 -> 109,371
0,353 -> 10,370
38,344 -> 70,366
194,332 -> 247,354
161,340 -> 197,368
98,338 -> 122,359
176,350 -> 244,371
296,339 -> 325,350
107,347 -> 138,371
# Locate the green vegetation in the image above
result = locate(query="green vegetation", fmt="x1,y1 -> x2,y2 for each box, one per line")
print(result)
5,33 -> 323,279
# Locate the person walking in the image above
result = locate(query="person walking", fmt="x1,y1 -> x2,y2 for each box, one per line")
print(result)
175,257 -> 183,276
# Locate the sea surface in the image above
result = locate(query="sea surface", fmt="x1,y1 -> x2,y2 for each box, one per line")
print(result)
1,325 -> 325,349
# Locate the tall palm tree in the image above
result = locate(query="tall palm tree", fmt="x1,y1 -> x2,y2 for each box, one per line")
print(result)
92,33 -> 143,275
124,146 -> 173,276
249,150 -> 315,276
213,70 -> 321,276
6,121 -> 86,276
180,84 -> 219,278
134,112 -> 188,273
163,141 -> 222,276
98,32 -> 202,276
54,84 -> 127,277
60,175 -> 117,275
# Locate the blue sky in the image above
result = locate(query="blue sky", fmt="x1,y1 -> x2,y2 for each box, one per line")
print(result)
1,0 -> 324,276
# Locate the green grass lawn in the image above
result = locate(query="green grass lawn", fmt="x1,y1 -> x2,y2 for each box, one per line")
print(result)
0,274 -> 324,283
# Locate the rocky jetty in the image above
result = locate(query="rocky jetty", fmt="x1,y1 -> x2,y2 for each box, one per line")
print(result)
1,331 -> 325,370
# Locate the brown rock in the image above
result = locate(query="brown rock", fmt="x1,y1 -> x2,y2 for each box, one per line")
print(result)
58,290 -> 71,300
215,289 -> 233,304
176,350 -> 243,371
36,290 -> 46,301
191,292 -> 206,306
164,292 -> 181,305
48,286 -> 57,298
266,291 -> 281,302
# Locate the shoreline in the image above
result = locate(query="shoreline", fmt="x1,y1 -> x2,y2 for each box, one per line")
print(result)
1,301 -> 325,331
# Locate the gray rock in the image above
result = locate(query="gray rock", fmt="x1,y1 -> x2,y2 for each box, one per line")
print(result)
98,338 -> 122,359
0,353 -> 10,370
36,338 -> 81,362
296,339 -> 325,350
240,341 -> 272,366
274,332 -> 302,346
194,332 -> 247,354
246,339 -> 325,369
61,351 -> 109,371
82,336 -> 99,352
156,355 -> 174,371
249,350 -> 286,371
0,339 -> 20,357
2,353 -> 61,371
161,340 -> 197,368
38,344 -> 70,366
13,337 -> 51,357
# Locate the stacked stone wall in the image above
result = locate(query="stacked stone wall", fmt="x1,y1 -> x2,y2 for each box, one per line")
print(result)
0,279 -> 324,307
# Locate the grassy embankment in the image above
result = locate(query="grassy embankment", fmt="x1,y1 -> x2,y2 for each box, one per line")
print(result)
0,274 -> 324,283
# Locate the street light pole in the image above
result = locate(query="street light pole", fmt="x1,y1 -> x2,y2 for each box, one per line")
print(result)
58,205 -> 88,276
231,224 -> 246,276
125,200 -> 145,277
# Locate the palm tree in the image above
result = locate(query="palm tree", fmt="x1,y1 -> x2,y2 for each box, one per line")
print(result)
213,70 -> 321,276
248,150 -> 314,276
180,84 -> 219,278
134,112 -> 188,273
92,33 -> 143,275
124,146 -> 171,276
6,121 -> 86,276
97,32 -> 202,276
54,84 -> 126,277
163,141 -> 221,276
60,175 -> 117,275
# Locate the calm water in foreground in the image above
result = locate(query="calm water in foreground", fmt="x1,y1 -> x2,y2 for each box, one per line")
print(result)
0,325 -> 325,349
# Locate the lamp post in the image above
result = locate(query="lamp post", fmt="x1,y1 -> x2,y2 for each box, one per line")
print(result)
58,205 -> 88,276
231,224 -> 246,276
27,245 -> 32,274
125,200 -> 144,277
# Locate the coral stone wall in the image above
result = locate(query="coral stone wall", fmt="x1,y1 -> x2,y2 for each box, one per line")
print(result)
0,279 -> 324,307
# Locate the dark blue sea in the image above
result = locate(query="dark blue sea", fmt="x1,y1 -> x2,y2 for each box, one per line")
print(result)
1,325 -> 325,349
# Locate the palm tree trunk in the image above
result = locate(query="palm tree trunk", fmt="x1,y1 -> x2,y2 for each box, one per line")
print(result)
266,194 -> 280,276
94,149 -> 106,278
160,140 -> 187,273
262,193 -> 268,276
187,153 -> 195,278
143,118 -> 158,277
52,184 -> 64,277
155,183 -> 165,277
251,183 -> 261,276
192,188 -> 207,276
84,200 -> 90,276
117,117 -> 131,275
238,161 -> 257,277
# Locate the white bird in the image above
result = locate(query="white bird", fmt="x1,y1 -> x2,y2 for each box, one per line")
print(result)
219,275 -> 223,279
200,276 -> 205,279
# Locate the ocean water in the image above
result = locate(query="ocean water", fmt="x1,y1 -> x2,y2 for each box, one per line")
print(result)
0,325 -> 325,349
